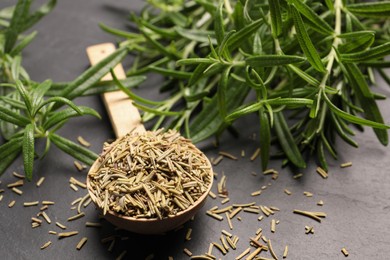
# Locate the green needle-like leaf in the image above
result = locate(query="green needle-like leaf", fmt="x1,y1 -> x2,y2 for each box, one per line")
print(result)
0,137 -> 23,159
259,108 -> 271,170
340,62 -> 389,144
290,5 -> 325,72
43,106 -> 101,130
0,105 -> 30,126
10,30 -> 37,55
14,80 -> 32,115
215,1 -> 225,45
324,92 -> 390,131
347,2 -> 390,18
227,19 -> 263,51
190,81 -> 250,143
274,111 -> 306,168
246,55 -> 305,67
49,133 -> 97,165
31,79 -> 52,109
290,0 -> 333,35
268,0 -> 282,37
22,123 -> 34,180
60,47 -> 127,100
34,96 -> 81,116
0,150 -> 21,177
341,42 -> 390,63
175,27 -> 217,45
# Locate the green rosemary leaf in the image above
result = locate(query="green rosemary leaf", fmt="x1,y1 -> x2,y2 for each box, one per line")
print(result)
290,5 -> 325,72
218,30 -> 235,59
0,150 -> 20,177
0,96 -> 25,110
99,23 -> 142,39
133,103 -> 182,116
0,104 -> 30,126
195,0 -> 217,13
184,91 -> 209,102
217,66 -> 232,118
47,76 -> 145,96
321,133 -> 338,159
60,46 -> 127,100
361,61 -> 390,68
49,133 -> 97,165
176,58 -> 214,66
289,0 -> 333,35
337,30 -> 376,39
194,0 -> 216,13
175,27 -> 217,44
346,2 -> 390,18
43,106 -> 101,131
324,93 -> 390,131
378,69 -> 390,87
267,97 -> 313,107
329,111 -> 358,148
110,70 -> 163,106
227,18 -> 263,51
226,102 -> 262,123
22,123 -> 34,180
149,66 -> 192,79
0,5 -> 15,20
138,26 -> 179,60
233,0 -> 245,30
341,62 -> 389,145
274,111 -> 306,168
10,30 -> 37,55
190,81 -> 250,143
214,0 -> 225,45
288,65 -> 320,86
20,0 -> 56,32
31,79 -> 52,110
316,139 -> 328,172
341,42 -> 390,63
0,137 -> 23,159
136,18 -> 177,38
338,32 -> 375,54
4,0 -> 30,53
187,63 -> 209,87
34,96 -> 81,117
324,0 -> 334,12
259,108 -> 270,170
268,0 -> 282,37
246,54 -> 305,67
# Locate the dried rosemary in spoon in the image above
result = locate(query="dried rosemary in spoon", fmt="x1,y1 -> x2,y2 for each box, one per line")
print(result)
87,129 -> 212,220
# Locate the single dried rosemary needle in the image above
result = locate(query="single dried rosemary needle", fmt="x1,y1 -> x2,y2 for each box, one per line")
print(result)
40,241 -> 52,250
76,237 -> 88,250
341,247 -> 349,257
58,231 -> 78,238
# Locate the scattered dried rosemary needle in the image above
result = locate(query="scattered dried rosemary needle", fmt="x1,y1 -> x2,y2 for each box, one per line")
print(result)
77,136 -> 91,147
76,237 -> 88,250
87,129 -> 212,220
341,247 -> 349,257
40,241 -> 52,250
58,231 -> 78,238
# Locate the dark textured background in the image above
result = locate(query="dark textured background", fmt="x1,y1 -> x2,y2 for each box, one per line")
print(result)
1,1 -> 390,259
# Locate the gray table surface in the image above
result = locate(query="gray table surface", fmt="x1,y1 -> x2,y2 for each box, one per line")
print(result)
1,1 -> 389,259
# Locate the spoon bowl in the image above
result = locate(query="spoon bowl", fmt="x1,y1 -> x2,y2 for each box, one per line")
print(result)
86,132 -> 213,235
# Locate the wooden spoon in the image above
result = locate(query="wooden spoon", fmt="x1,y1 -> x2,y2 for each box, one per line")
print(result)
85,43 -> 213,234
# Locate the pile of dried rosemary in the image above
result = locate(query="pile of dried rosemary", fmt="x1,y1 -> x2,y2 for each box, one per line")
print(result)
87,129 -> 212,219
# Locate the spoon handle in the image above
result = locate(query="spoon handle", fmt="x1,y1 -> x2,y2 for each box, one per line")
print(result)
86,43 -> 145,138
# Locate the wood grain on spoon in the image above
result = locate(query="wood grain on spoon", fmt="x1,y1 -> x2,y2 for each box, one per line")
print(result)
86,43 -> 145,137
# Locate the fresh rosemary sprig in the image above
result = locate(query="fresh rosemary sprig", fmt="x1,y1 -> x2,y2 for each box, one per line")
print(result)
0,0 -> 146,179
103,0 -> 390,171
